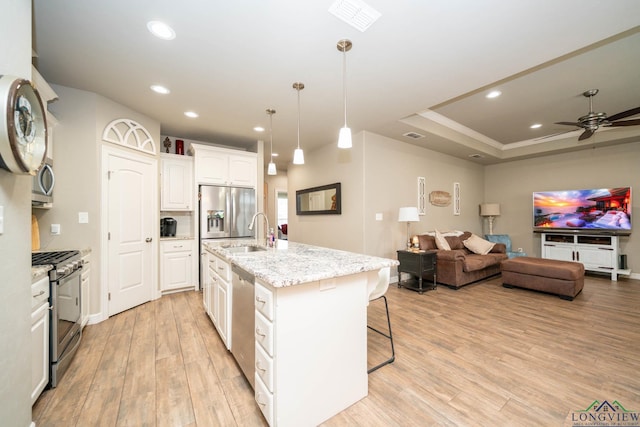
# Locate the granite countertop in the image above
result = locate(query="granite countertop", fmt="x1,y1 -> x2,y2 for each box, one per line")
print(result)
32,265 -> 53,281
204,240 -> 398,288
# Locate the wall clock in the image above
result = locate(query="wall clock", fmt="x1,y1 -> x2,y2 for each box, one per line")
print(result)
0,75 -> 48,175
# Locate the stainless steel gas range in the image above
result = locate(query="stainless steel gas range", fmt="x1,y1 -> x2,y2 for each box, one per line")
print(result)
32,250 -> 83,388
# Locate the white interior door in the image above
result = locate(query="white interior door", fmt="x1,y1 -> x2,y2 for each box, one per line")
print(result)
106,148 -> 156,316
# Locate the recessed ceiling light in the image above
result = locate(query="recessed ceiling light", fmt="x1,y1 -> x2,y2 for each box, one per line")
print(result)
469,153 -> 484,159
486,90 -> 502,99
254,126 -> 265,132
150,85 -> 170,94
147,21 -> 176,40
184,111 -> 198,118
530,123 -> 542,129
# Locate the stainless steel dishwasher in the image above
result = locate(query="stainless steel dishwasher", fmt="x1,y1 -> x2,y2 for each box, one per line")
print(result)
231,264 -> 255,389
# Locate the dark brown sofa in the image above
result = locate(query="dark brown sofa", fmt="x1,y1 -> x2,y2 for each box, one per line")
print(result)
417,232 -> 507,289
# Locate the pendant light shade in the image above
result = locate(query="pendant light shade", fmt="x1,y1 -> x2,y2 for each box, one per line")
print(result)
337,39 -> 352,149
266,108 -> 277,175
293,82 -> 305,165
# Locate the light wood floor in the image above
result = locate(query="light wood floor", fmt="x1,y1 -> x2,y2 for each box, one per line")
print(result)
33,274 -> 640,426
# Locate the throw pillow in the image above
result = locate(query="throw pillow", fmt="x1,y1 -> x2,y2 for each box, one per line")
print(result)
445,235 -> 464,250
434,229 -> 451,250
418,235 -> 437,250
463,234 -> 495,255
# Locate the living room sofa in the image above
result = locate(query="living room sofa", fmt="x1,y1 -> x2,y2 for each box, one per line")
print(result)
417,231 -> 507,289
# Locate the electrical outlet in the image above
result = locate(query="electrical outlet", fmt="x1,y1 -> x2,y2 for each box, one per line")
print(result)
375,213 -> 383,221
51,224 -> 61,235
79,212 -> 89,223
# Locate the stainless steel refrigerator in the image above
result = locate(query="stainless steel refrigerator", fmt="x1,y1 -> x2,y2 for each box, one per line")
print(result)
199,185 -> 256,240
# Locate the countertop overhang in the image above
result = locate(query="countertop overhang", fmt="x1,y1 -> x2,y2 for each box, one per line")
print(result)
204,240 -> 398,288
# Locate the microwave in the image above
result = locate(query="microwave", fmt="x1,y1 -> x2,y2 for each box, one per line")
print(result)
32,157 -> 54,206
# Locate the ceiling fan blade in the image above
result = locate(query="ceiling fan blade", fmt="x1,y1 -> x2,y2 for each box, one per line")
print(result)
606,106 -> 640,122
578,129 -> 594,141
554,121 -> 581,126
608,119 -> 640,127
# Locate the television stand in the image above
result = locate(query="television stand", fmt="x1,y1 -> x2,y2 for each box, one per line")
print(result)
540,232 -> 630,281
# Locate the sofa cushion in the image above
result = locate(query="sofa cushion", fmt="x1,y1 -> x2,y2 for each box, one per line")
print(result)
463,253 -> 502,272
463,234 -> 495,255
434,230 -> 451,250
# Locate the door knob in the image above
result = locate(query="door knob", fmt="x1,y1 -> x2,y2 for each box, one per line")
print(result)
145,237 -> 152,242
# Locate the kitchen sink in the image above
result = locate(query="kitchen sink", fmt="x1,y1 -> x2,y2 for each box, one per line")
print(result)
224,245 -> 267,254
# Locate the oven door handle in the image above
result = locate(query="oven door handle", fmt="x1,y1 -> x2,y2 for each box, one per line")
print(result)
55,267 -> 82,285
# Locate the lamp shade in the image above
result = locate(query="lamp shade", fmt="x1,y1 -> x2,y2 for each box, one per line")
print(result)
398,207 -> 420,222
267,161 -> 276,175
338,126 -> 352,149
480,203 -> 501,216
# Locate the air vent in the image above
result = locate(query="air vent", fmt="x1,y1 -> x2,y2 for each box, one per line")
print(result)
329,0 -> 381,32
468,154 -> 484,159
403,131 -> 425,139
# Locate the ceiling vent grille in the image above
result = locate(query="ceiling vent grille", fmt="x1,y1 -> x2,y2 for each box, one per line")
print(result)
329,0 -> 381,32
403,131 -> 425,139
468,153 -> 484,159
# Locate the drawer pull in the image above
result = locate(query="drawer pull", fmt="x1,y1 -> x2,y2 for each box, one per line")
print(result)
218,266 -> 225,271
255,327 -> 266,337
255,296 -> 266,304
256,392 -> 266,406
256,361 -> 266,372
32,290 -> 45,298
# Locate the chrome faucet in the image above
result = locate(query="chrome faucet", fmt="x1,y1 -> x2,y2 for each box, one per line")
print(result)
249,212 -> 271,245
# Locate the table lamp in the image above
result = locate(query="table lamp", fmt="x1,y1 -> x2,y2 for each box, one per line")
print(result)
398,207 -> 420,249
480,203 -> 501,235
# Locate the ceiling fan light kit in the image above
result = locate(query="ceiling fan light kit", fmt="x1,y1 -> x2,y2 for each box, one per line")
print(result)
554,89 -> 640,141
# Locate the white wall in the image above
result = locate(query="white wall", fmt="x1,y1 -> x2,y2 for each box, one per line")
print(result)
0,2 -> 36,426
484,141 -> 640,274
363,132 -> 485,260
287,131 -> 486,259
287,132 -> 366,252
36,85 -> 160,320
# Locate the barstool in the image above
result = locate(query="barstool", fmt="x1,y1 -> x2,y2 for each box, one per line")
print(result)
368,267 -> 396,373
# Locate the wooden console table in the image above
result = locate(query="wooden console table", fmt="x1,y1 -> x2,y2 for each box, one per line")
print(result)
396,250 -> 437,294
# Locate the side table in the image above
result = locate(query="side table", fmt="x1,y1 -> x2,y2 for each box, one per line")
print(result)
396,250 -> 437,294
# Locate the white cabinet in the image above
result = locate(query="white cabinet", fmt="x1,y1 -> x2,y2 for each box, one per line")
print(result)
160,154 -> 194,211
189,143 -> 257,187
31,276 -> 50,405
204,248 -> 232,350
253,275 -> 370,427
161,239 -> 197,292
81,252 -> 91,328
541,233 -> 628,280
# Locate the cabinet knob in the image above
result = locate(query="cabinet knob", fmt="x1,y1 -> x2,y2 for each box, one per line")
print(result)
146,237 -> 153,242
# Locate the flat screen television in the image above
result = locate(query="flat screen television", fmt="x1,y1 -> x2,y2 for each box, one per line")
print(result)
533,187 -> 631,234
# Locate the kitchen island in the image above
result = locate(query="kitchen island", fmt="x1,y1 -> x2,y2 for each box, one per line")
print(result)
202,240 -> 398,427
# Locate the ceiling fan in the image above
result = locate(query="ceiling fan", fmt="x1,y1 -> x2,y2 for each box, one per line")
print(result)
554,89 -> 640,141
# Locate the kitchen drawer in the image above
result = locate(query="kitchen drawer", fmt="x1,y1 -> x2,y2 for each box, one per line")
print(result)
255,281 -> 274,321
162,240 -> 192,253
255,311 -> 274,357
214,255 -> 231,282
255,341 -> 274,392
255,374 -> 274,426
31,276 -> 49,311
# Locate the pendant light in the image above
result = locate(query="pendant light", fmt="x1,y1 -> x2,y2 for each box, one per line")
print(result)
292,82 -> 305,165
266,108 -> 277,175
337,39 -> 353,149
